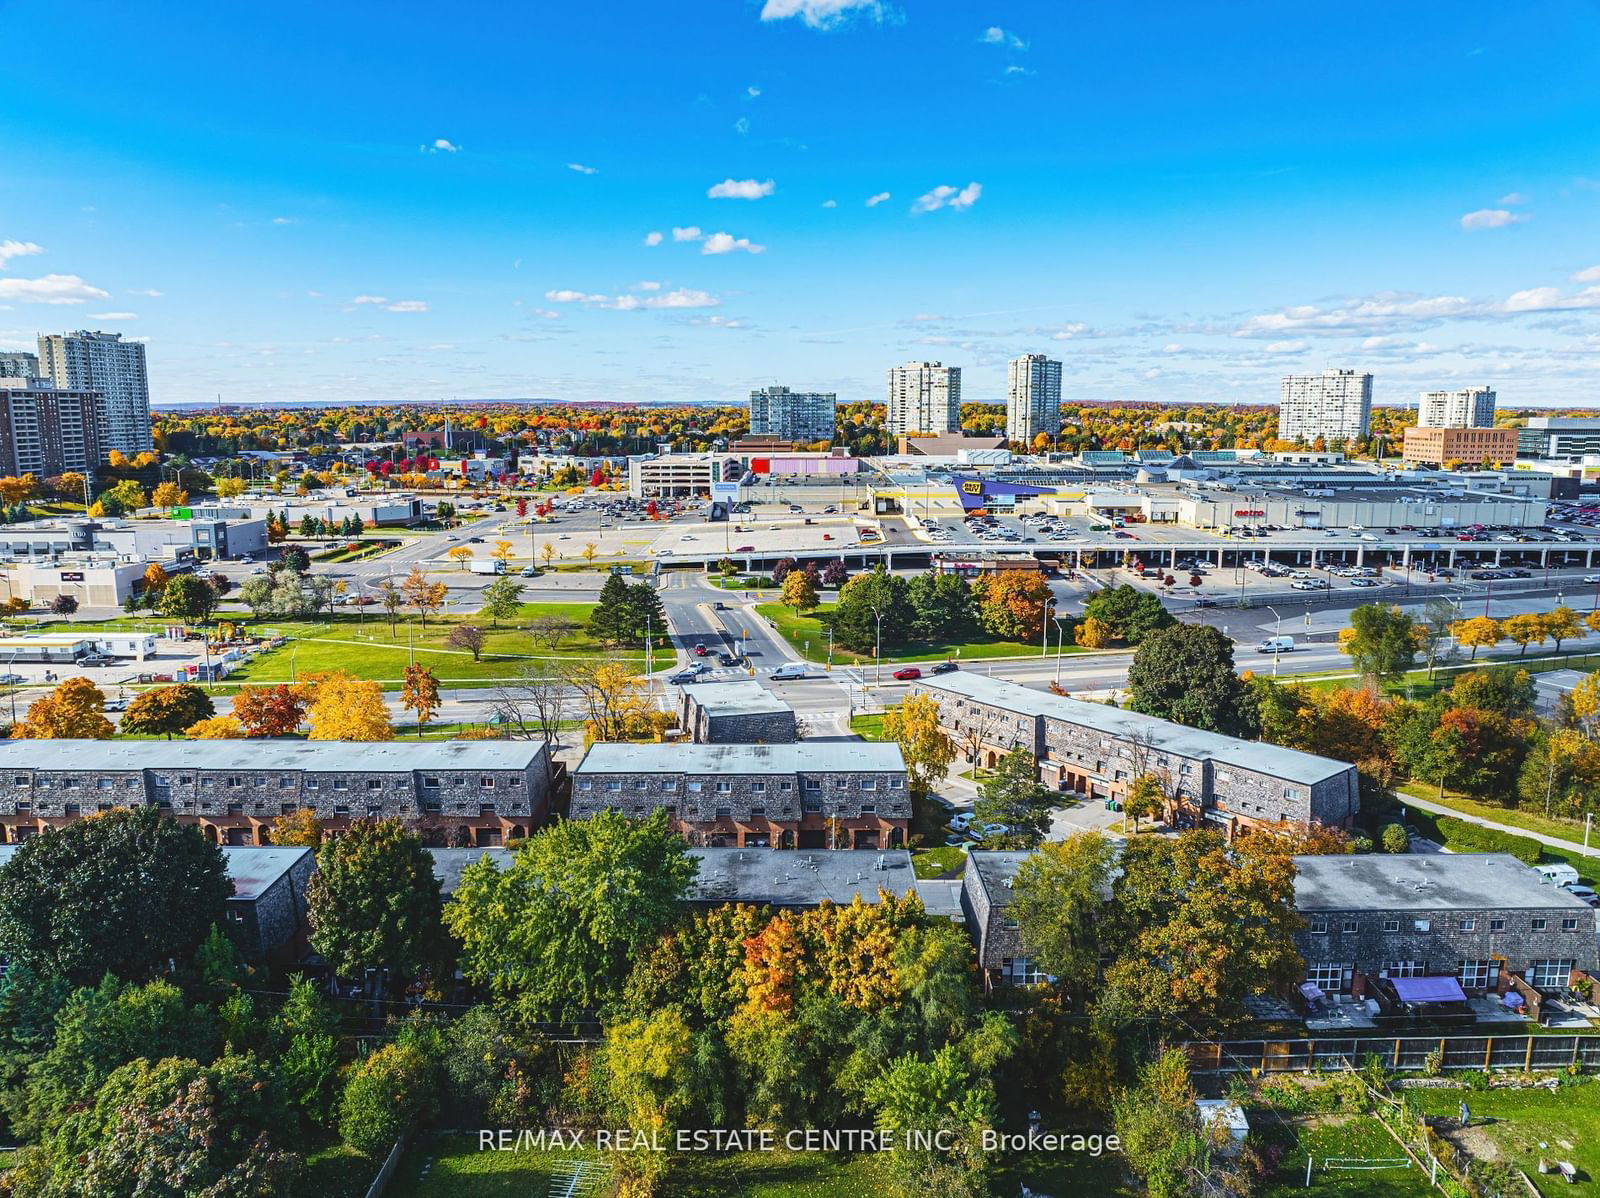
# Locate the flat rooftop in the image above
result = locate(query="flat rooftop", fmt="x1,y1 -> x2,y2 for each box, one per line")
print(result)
967,850 -> 1035,909
688,847 -> 917,906
219,846 -> 312,900
427,847 -> 514,895
680,680 -> 792,719
575,741 -> 905,774
0,738 -> 545,772
1293,853 -> 1595,912
920,673 -> 1352,786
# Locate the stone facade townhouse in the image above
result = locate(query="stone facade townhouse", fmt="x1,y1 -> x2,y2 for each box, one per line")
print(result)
0,740 -> 552,847
959,851 -> 1040,989
219,845 -> 315,964
679,680 -> 797,744
911,673 -> 1358,838
571,742 -> 909,849
1293,853 -> 1599,998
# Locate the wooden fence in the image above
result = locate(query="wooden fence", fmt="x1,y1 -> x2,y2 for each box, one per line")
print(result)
1184,1033 -> 1600,1075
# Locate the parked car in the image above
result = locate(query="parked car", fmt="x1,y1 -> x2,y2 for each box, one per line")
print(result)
892,666 -> 922,681
1350,578 -> 1379,587
949,812 -> 974,832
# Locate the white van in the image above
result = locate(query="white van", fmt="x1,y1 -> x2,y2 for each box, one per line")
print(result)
1534,862 -> 1581,888
1256,635 -> 1295,654
770,664 -> 808,681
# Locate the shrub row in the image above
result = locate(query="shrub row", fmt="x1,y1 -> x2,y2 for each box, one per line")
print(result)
1435,815 -> 1543,865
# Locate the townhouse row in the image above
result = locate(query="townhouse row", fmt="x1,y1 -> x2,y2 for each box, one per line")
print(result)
909,673 -> 1360,837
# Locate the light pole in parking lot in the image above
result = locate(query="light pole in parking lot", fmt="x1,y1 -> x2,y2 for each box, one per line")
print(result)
1041,598 -> 1054,656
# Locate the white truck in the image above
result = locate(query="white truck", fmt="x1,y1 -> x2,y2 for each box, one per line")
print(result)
1255,635 -> 1294,654
468,559 -> 507,575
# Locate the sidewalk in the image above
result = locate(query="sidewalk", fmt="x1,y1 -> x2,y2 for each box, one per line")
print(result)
1395,790 -> 1599,859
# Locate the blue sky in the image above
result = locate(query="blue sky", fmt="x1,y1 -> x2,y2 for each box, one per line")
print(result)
2,0 -> 1599,409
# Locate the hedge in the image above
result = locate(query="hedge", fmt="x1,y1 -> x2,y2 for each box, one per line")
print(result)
1433,815 -> 1542,865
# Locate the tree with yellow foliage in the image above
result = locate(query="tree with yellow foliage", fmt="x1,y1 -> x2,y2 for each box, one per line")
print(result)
305,671 -> 393,741
271,807 -> 322,848
215,477 -> 247,499
150,481 -> 188,509
131,451 -> 158,468
1544,605 -> 1584,653
11,676 -> 114,739
563,661 -> 650,742
1502,612 -> 1548,657
581,541 -> 599,564
881,692 -> 954,798
401,566 -> 448,627
0,475 -> 38,506
447,546 -> 474,570
1451,616 -> 1502,660
400,664 -> 441,737
106,449 -> 129,468
1074,616 -> 1112,649
540,542 -> 557,568
491,539 -> 515,564
185,715 -> 246,738
143,562 -> 169,595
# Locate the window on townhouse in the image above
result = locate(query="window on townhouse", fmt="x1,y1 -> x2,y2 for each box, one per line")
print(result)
805,779 -> 821,791
1529,959 -> 1576,989
578,781 -> 593,791
367,780 -> 382,790
1489,918 -> 1505,932
481,777 -> 496,788
1458,960 -> 1498,989
861,805 -> 876,815
752,782 -> 765,793
715,781 -> 732,793
889,779 -> 904,789
688,781 -> 703,792
97,778 -> 113,791
1458,918 -> 1476,932
1532,918 -> 1547,931
280,775 -> 295,788
663,780 -> 678,793
1413,920 -> 1431,932
1382,919 -> 1400,932
422,776 -> 440,789
332,780 -> 348,791
1384,961 -> 1425,978
715,807 -> 732,819
1563,918 -> 1580,932
605,781 -> 622,792
1309,918 -> 1328,934
860,778 -> 876,790
1306,962 -> 1351,993
1004,958 -> 1048,986
779,780 -> 793,791
1341,920 -> 1358,933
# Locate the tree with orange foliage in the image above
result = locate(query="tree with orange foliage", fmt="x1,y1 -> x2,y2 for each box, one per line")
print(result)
231,684 -> 307,736
972,570 -> 1053,643
11,676 -> 113,739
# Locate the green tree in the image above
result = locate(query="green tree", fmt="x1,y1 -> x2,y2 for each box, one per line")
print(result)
587,574 -> 635,647
972,747 -> 1053,844
622,578 -> 668,646
480,573 -> 524,628
273,976 -> 343,1130
1340,603 -> 1419,681
906,572 -> 976,642
865,1042 -> 999,1198
445,810 -> 697,1020
119,683 -> 216,740
1111,1049 -> 1206,1198
1123,772 -> 1166,830
1081,584 -> 1175,644
306,819 -> 446,984
1102,829 -> 1303,1019
156,573 -> 219,623
1127,623 -> 1259,738
1449,666 -> 1536,720
338,1026 -> 442,1155
0,807 -> 229,986
1381,822 -> 1410,853
601,1008 -> 695,1192
1009,831 -> 1116,992
830,565 -> 913,654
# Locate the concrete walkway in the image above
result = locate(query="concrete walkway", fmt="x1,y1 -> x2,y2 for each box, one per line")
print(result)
1394,790 -> 1599,859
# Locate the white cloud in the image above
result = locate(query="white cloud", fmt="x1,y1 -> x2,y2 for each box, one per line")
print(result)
734,117 -> 750,136
1232,282 -> 1600,339
747,85 -> 762,97
1163,343 -> 1182,353
1499,192 -> 1529,205
352,295 -> 388,305
634,280 -> 662,291
759,0 -> 884,29
271,216 -> 297,225
1265,339 -> 1310,353
533,309 -> 562,320
422,138 -> 461,153
865,191 -> 891,207
980,26 -> 1027,49
128,288 -> 163,297
566,162 -> 599,175
544,286 -> 720,311
0,241 -> 46,269
87,311 -> 137,321
385,300 -> 429,312
821,199 -> 837,208
672,226 -> 704,242
1003,65 -> 1036,77
643,231 -> 664,246
1572,265 -> 1600,283
702,232 -> 766,255
1050,322 -> 1092,340
912,181 -> 982,213
1461,208 -> 1529,231
0,274 -> 110,304
707,178 -> 775,200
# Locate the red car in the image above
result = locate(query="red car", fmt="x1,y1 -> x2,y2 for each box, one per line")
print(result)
892,666 -> 922,681
693,643 -> 709,656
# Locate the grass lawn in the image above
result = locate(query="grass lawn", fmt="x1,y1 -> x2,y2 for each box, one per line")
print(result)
1409,1082 -> 1600,1195
303,1143 -> 379,1198
848,713 -> 885,740
665,1150 -> 885,1196
1258,1114 -> 1433,1197
386,1135 -> 605,1198
757,602 -> 1069,664
1396,782 -> 1599,857
30,604 -> 650,688
912,843 -> 967,878
1291,650 -> 1600,703
712,575 -> 776,591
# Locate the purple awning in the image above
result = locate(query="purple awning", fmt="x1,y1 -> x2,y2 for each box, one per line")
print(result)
1391,975 -> 1468,1004
1299,982 -> 1325,1002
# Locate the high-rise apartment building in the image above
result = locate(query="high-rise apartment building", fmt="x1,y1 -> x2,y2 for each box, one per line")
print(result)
1418,387 -> 1496,429
1005,354 -> 1062,446
0,378 -> 103,477
886,361 -> 961,436
36,330 -> 152,455
0,352 -> 39,379
748,385 -> 837,445
1278,370 -> 1373,442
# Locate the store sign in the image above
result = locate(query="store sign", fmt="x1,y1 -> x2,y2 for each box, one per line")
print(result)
961,480 -> 984,495
1233,509 -> 1265,517
59,571 -> 84,581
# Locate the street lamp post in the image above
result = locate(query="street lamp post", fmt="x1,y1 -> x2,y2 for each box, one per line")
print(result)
1266,604 -> 1283,677
874,609 -> 883,687
1053,615 -> 1067,684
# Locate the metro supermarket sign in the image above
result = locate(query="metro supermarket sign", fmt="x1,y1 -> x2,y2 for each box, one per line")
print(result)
1233,509 -> 1265,517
